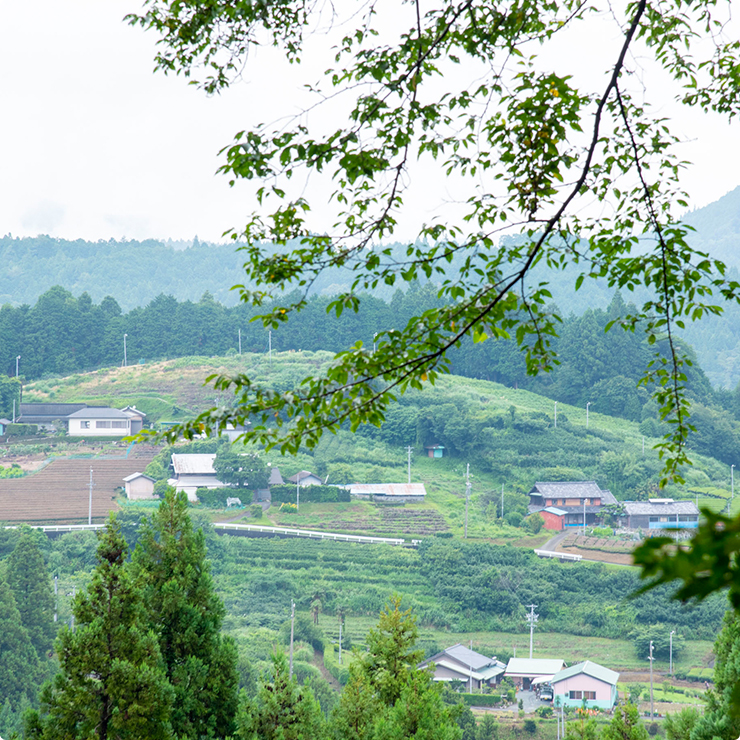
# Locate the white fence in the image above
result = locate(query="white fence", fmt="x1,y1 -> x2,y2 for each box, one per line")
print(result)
533,548 -> 582,562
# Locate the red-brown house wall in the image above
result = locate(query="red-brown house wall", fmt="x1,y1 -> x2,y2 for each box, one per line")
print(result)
540,510 -> 564,531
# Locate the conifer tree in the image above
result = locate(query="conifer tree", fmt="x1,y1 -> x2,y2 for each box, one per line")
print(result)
330,662 -> 379,740
0,576 -> 39,708
7,530 -> 55,657
132,489 -> 238,739
25,515 -> 173,740
238,651 -> 325,740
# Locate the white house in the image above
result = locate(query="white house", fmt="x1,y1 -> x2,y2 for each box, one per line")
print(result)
288,470 -> 324,487
419,645 -> 506,690
123,472 -> 156,500
67,408 -> 132,436
505,658 -> 565,690
170,453 -> 227,502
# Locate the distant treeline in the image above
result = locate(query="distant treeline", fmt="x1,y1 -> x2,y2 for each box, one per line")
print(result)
4,284 -> 740,464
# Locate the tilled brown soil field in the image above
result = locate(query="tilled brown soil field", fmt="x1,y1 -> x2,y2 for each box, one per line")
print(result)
0,454 -> 155,523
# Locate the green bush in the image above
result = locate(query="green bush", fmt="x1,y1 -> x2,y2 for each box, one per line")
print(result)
280,502 -> 298,514
196,487 -> 244,508
323,643 -> 350,686
457,693 -> 502,707
270,484 -> 351,504
5,423 -> 38,436
524,719 -> 537,734
250,503 -> 263,518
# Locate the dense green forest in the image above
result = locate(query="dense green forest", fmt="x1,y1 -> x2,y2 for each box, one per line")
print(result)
6,284 -> 740,467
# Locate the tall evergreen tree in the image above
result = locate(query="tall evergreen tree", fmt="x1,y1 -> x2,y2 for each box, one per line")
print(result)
132,489 -> 239,740
238,652 -> 326,740
691,610 -> 740,740
25,516 -> 173,740
7,530 -> 55,657
0,576 -> 39,708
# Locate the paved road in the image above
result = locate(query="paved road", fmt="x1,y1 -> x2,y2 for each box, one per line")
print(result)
496,690 -> 547,715
540,530 -> 569,552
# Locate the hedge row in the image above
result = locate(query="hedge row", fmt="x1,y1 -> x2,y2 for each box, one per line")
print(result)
271,484 -> 351,504
5,423 -> 39,436
196,487 -> 247,508
323,643 -> 350,686
458,693 -> 503,707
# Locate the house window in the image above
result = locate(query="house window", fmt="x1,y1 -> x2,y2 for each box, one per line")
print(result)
81,421 -> 90,429
96,421 -> 111,429
569,691 -> 582,700
111,421 -> 127,429
584,691 -> 596,700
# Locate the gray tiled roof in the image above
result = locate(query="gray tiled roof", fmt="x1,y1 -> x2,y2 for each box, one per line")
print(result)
553,660 -> 619,686
18,403 -> 87,421
529,481 -> 616,505
68,407 -> 130,419
623,501 -> 699,516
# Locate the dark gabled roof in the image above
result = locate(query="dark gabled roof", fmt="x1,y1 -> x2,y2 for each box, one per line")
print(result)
529,481 -> 617,505
18,403 -> 88,421
268,467 -> 284,485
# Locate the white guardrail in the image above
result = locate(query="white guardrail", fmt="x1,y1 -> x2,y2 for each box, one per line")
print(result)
214,522 -> 412,546
534,548 -> 582,562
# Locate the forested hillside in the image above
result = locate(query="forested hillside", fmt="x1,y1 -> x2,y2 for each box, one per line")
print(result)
7,285 -> 740,467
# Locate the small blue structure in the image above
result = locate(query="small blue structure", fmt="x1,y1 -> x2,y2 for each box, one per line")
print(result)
425,444 -> 445,459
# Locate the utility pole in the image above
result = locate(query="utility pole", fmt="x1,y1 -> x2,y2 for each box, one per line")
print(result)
88,467 -> 94,525
268,330 -> 272,367
15,354 -> 21,378
289,600 -> 295,679
54,575 -> 58,622
238,328 -> 242,355
296,477 -> 300,512
670,630 -> 675,676
464,463 -> 471,538
501,483 -> 504,520
649,640 -> 654,719
123,334 -> 127,367
732,464 -> 735,500
70,586 -> 76,631
12,399 -> 16,423
526,604 -> 538,659
586,401 -> 590,429
554,401 -> 557,428
583,498 -> 586,537
338,612 -> 343,665
373,332 -> 378,353
406,446 -> 412,484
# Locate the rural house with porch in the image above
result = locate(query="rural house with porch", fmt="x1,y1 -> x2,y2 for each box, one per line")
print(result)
528,481 -> 617,530
419,644 -> 506,690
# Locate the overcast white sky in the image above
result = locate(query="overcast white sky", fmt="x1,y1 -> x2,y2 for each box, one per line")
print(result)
1,0 -> 738,244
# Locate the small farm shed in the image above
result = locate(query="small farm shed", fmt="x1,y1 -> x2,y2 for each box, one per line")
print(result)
288,470 -> 324,487
425,444 -> 445,458
349,483 -> 427,503
539,507 -> 568,531
621,499 -> 699,530
123,472 -> 156,500
419,644 -> 506,690
551,660 -> 619,709
0,418 -> 11,435
505,658 -> 565,690
170,453 -> 227,502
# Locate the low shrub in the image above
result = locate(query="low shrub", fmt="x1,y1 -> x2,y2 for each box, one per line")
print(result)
250,503 -> 263,518
280,502 -> 298,514
6,423 -> 39,436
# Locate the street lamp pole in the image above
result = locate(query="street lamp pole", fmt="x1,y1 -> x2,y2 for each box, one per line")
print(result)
123,334 -> 128,367
15,355 -> 21,378
649,640 -> 654,719
732,464 -> 735,500
586,401 -> 591,429
670,630 -> 675,676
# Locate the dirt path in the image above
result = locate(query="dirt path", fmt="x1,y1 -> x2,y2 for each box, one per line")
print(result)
311,650 -> 342,691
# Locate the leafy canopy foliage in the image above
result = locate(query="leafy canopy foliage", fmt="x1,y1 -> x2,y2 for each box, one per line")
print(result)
213,447 -> 269,489
130,0 -> 740,489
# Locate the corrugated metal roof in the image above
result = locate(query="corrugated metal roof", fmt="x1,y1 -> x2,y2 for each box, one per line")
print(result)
444,644 -> 496,671
553,660 -> 619,686
122,472 -> 155,483
544,507 -> 568,516
506,658 -> 565,676
349,483 -> 427,496
171,454 -> 217,475
68,407 -> 130,419
623,501 -> 699,516
431,659 -> 486,681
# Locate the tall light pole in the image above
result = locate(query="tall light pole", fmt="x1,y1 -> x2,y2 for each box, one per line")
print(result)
15,354 -> 21,378
373,332 -> 378,352
649,640 -> 654,719
464,463 -> 471,539
526,604 -> 538,659
123,334 -> 128,367
669,630 -> 675,676
586,401 -> 591,429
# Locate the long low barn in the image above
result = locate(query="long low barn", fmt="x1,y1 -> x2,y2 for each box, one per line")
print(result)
348,483 -> 426,503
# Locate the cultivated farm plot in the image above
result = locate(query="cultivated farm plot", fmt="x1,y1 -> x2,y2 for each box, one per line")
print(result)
0,454 -> 155,523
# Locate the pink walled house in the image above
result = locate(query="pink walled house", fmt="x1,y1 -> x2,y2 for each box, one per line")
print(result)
551,661 -> 619,710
